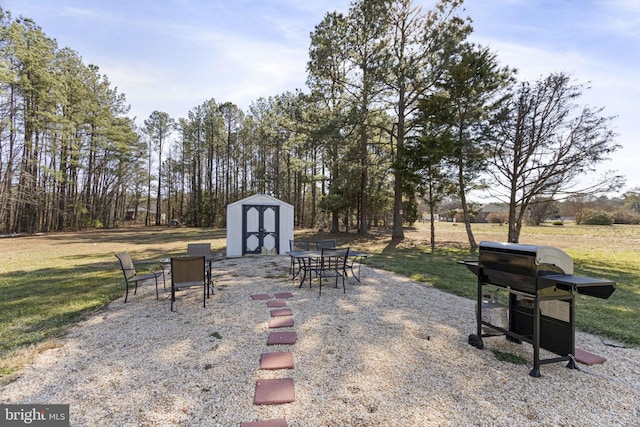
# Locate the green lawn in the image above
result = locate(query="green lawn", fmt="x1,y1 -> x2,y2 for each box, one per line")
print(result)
297,222 -> 640,345
0,223 -> 638,378
361,243 -> 639,344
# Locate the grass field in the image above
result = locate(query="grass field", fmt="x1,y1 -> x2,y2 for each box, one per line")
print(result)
0,222 -> 638,377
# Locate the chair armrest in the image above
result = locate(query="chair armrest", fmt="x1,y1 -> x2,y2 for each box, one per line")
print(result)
135,261 -> 166,275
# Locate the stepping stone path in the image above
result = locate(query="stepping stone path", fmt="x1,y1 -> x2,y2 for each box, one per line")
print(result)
259,352 -> 294,370
269,317 -> 294,328
270,308 -> 293,317
254,378 -> 295,405
266,300 -> 287,308
240,419 -> 287,427
251,294 -> 272,300
243,292 -> 297,426
575,348 -> 607,365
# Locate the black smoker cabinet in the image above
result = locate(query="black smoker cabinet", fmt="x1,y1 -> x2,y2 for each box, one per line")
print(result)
460,241 -> 616,377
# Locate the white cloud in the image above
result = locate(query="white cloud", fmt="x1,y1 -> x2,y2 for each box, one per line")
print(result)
61,6 -> 100,18
95,25 -> 309,122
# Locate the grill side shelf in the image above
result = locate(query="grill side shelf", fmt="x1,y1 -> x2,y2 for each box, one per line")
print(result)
457,260 -> 478,276
538,275 -> 616,299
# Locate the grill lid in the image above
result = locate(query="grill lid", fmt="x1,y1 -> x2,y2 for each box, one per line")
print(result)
479,241 -> 574,275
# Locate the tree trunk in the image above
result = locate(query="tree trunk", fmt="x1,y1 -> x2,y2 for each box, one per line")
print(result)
458,157 -> 477,250
393,109 -> 405,240
507,203 -> 519,243
428,179 -> 436,253
155,158 -> 162,226
359,124 -> 369,234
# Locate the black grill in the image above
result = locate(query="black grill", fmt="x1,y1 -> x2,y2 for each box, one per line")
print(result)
460,241 -> 616,377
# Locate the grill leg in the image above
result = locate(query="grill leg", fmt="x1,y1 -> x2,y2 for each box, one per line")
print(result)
476,276 -> 483,337
468,334 -> 484,349
529,296 -> 542,377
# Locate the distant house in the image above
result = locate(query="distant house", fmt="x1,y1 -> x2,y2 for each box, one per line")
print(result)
476,204 -> 509,223
124,206 -> 165,224
420,212 -> 440,222
125,207 -> 147,222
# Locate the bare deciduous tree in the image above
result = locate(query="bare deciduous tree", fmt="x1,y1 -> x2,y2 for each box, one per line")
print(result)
489,72 -> 623,242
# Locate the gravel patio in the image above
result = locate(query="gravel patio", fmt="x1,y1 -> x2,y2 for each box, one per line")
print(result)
1,255 -> 639,426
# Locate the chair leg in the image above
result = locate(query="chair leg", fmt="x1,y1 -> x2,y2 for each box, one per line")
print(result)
206,266 -> 213,298
124,282 -> 129,303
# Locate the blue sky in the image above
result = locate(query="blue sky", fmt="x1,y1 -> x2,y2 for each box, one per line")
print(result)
3,0 -> 639,194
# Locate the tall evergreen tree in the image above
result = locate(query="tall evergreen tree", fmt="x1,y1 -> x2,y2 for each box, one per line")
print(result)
144,110 -> 174,226
382,0 -> 471,239
431,43 -> 513,248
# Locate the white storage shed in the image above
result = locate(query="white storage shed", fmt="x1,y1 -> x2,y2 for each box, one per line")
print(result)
226,194 -> 294,258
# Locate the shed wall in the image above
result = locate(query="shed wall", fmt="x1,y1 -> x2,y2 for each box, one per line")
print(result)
226,194 -> 294,257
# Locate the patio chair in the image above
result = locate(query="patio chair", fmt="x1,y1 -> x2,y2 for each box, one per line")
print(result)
170,256 -> 208,312
115,252 -> 165,303
187,243 -> 215,296
316,240 -> 342,279
289,239 -> 311,278
315,239 -> 336,250
317,247 -> 350,296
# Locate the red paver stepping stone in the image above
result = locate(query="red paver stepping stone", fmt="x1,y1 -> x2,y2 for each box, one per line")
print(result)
254,378 -> 295,405
260,352 -> 294,370
266,300 -> 287,308
251,294 -> 272,300
269,317 -> 294,328
240,419 -> 288,427
575,348 -> 606,365
267,331 -> 297,345
270,308 -> 293,317
274,292 -> 294,299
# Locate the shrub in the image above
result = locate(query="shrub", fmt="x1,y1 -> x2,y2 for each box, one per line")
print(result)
487,212 -> 508,225
582,210 -> 613,225
403,198 -> 419,226
611,210 -> 640,225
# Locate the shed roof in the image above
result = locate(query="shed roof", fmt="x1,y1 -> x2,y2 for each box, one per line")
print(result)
227,193 -> 293,209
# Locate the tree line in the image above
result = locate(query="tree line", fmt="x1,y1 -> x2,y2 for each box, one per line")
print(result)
0,1 -> 628,245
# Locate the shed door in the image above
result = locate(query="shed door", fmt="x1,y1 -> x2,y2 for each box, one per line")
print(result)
242,205 -> 280,255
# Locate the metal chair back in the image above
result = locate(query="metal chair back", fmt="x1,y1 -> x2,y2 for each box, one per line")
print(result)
316,239 -> 336,250
290,239 -> 311,251
116,252 -> 136,280
115,252 -> 163,303
187,243 -> 213,258
318,247 -> 349,295
170,256 -> 207,311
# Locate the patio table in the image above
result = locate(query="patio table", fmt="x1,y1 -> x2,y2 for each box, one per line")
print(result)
287,249 -> 368,286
